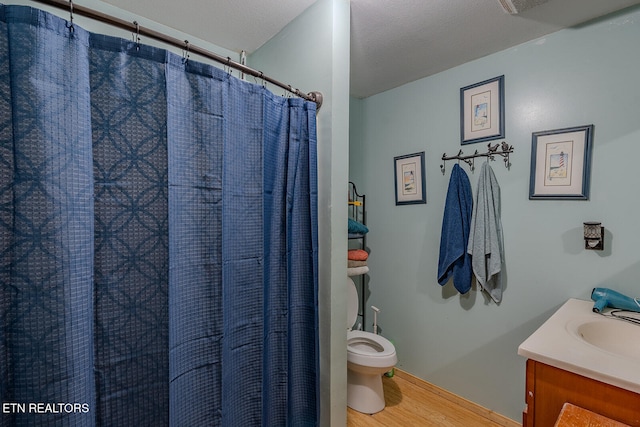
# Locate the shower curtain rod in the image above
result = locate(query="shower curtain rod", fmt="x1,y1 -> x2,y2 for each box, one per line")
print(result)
31,0 -> 323,109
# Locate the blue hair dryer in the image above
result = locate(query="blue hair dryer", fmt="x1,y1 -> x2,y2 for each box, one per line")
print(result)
591,287 -> 640,313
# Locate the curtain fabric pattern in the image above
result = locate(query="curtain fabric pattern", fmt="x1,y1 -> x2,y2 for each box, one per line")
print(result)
0,5 -> 318,426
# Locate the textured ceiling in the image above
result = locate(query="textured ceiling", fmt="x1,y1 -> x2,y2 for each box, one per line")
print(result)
350,0 -> 640,97
102,0 -> 640,98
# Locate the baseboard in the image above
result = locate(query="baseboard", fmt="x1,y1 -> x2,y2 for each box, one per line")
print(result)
393,369 -> 521,427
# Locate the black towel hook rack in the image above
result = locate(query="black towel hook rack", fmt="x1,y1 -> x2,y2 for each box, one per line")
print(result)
440,141 -> 514,174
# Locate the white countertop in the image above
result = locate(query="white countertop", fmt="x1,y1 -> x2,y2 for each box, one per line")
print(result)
518,298 -> 640,394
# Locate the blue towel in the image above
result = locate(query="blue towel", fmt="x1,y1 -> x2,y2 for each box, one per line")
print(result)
437,164 -> 473,294
348,218 -> 369,235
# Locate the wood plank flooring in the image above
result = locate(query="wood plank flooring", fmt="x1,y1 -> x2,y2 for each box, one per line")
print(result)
347,370 -> 520,427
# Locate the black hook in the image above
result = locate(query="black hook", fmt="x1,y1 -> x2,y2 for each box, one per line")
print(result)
441,140 -> 514,175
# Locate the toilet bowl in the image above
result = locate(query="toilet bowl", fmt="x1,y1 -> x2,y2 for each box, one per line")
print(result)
346,277 -> 397,414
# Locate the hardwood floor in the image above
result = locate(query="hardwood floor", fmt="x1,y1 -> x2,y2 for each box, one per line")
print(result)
347,370 -> 520,427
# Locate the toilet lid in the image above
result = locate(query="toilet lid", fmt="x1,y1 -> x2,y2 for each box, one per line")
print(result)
347,277 -> 358,330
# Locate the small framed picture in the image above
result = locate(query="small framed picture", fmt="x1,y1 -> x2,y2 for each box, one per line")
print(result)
394,152 -> 426,205
529,125 -> 594,200
460,75 -> 505,145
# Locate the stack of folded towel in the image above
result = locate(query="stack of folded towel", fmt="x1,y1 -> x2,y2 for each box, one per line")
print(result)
347,249 -> 369,276
348,218 -> 369,239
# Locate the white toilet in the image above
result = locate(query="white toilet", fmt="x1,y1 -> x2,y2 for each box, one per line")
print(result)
346,277 -> 397,414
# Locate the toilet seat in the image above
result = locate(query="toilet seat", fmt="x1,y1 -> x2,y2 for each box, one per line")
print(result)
347,330 -> 397,368
347,330 -> 395,357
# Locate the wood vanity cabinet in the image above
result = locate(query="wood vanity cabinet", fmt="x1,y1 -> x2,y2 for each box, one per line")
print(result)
523,359 -> 640,427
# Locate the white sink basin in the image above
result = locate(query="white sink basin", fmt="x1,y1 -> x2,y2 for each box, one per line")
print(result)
519,298 -> 640,394
570,318 -> 640,360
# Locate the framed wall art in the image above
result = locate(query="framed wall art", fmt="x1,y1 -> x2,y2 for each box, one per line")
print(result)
394,151 -> 426,205
460,75 -> 505,145
529,125 -> 594,200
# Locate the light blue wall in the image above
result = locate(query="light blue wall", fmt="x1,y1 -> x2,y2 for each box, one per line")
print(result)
250,1 -> 351,426
350,5 -> 640,422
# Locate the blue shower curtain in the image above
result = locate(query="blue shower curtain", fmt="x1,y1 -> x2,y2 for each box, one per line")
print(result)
0,5 -> 318,426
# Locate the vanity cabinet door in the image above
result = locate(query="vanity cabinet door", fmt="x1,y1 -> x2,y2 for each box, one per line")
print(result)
523,359 -> 640,427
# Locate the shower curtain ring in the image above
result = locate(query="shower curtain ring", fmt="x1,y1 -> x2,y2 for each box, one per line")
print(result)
68,0 -> 75,33
132,21 -> 140,51
225,57 -> 232,75
182,40 -> 190,63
